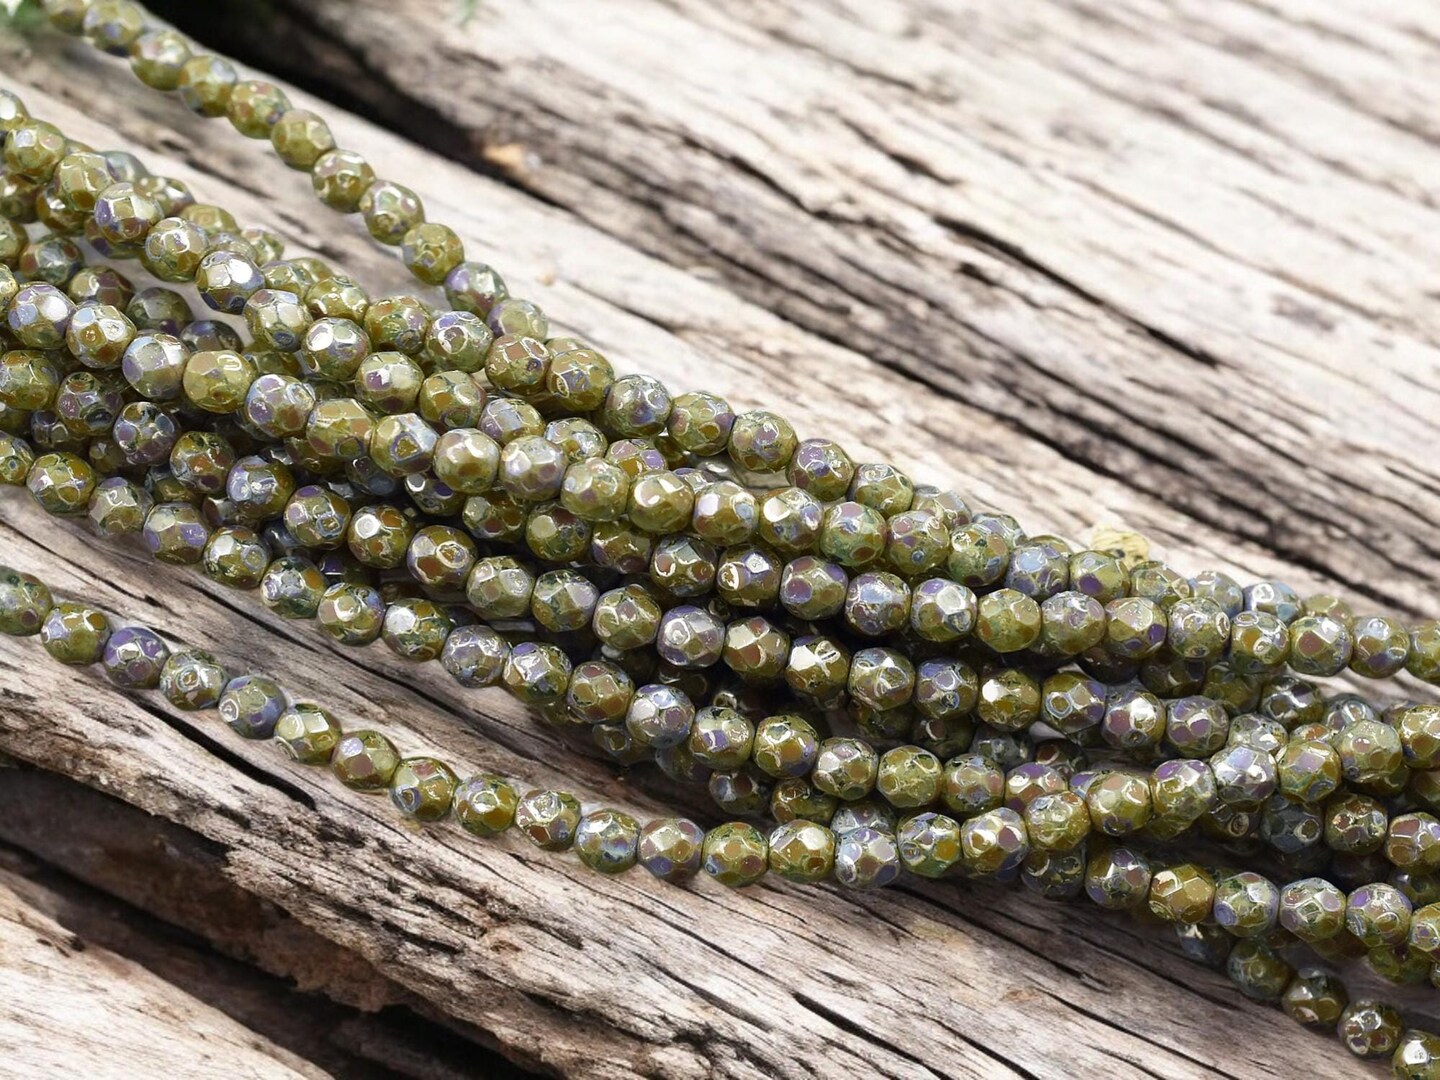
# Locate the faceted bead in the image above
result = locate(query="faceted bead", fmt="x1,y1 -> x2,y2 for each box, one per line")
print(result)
382,758 -> 458,823
1409,903 -> 1440,954
1408,622 -> 1440,684
401,222 -> 464,285
875,746 -> 942,808
1349,614 -> 1410,678
563,660 -> 631,724
1226,940 -> 1292,1001
1387,813 -> 1440,871
1285,614 -> 1353,677
656,605 -> 725,668
684,706 -> 752,770
0,568 -> 52,637
1280,968 -> 1350,1027
806,737 -> 874,800
882,509 -> 946,576
574,809 -> 640,874
529,569 -> 599,633
716,545 -> 782,608
976,669 -> 1040,733
1259,674 -> 1324,729
316,582 -> 386,646
834,827 -> 900,890
1164,597 -> 1229,662
544,345 -> 614,413
216,674 -> 286,739
1147,863 -> 1215,922
1086,772 -> 1151,835
508,789 -> 581,850
1104,596 -> 1167,660
940,754 -> 1004,817
1166,695 -> 1228,757
27,451 -> 95,515
847,647 -> 914,711
819,500 -> 886,569
259,556 -> 325,619
1041,672 -> 1105,737
843,571 -> 910,637
625,470 -> 692,533
1400,705 -> 1440,769
1024,791 -> 1090,851
630,817 -> 703,881
592,584 -> 661,650
39,602 -> 110,665
722,616 -> 789,682
970,588 -> 1042,653
330,731 -> 400,792
1101,687 -> 1165,751
181,349 -> 255,414
404,524 -> 475,590
1275,738 -> 1342,803
202,527 -> 270,589
305,398 -> 374,461
443,774 -> 517,837
500,641 -> 571,705
243,289 -> 310,353
420,370 -> 487,429
53,370 -> 124,437
761,820 -> 833,882
753,487 -> 822,557
1327,792 -> 1389,854
1347,884 -> 1413,947
159,649 -> 228,710
960,807 -> 1029,876
620,684 -> 692,749
141,502 -> 209,565
784,635 -> 850,704
702,822 -> 768,887
9,283 -> 74,348
1212,871 -> 1280,937
1392,1029 -> 1440,1079
1338,1001 -> 1404,1059
1276,876 -> 1347,942
377,597 -> 451,662
1039,590 -> 1106,656
913,657 -> 978,723
908,577 -> 976,642
1209,743 -> 1277,808
358,180 -> 423,244
1084,846 -> 1152,909
1337,718 -> 1404,784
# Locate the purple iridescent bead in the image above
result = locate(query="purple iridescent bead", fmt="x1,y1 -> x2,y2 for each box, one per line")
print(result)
218,674 -> 287,739
101,625 -> 170,689
655,605 -> 725,668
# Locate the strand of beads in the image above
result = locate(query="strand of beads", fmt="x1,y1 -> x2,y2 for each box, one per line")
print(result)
7,556 -> 1440,1071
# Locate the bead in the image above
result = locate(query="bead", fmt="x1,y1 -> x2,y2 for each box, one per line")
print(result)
1147,863 -> 1215,922
359,180 -> 423,244
1212,871 -> 1280,937
378,597 -> 451,662
1038,590 -> 1105,656
1387,813 -> 1440,871
1338,1001 -> 1404,1059
875,746 -> 942,808
202,527 -> 270,589
1349,614 -> 1410,678
1337,717 -> 1404,784
1041,672 -> 1105,736
245,289 -> 311,353
819,500 -> 886,569
1281,968 -> 1350,1026
383,757 -> 458,823
159,649 -> 228,710
941,754 -> 1005,817
306,398 -> 374,461
259,556 -> 325,619
1286,614 -> 1353,677
330,731 -> 400,792
126,287 -> 191,336
960,807 -> 1029,876
500,641 -> 570,705
913,658 -> 978,722
40,602 -> 110,665
226,456 -> 295,521
1101,686 -> 1165,751
1210,743 -> 1278,807
591,584 -> 661,650
1084,846 -> 1152,909
833,827 -> 900,890
756,488 -> 823,556
266,109 -> 335,170
1103,596 -> 1167,660
909,577 -> 976,642
0,568 -> 52,636
1025,791 -> 1090,851
626,470 -> 693,532
1392,1030 -> 1440,1079
1401,706 -> 1440,769
8,283 -> 74,348
1347,884 -> 1413,947
181,349 -> 255,414
847,647 -> 914,711
436,625 -> 507,688
264,704 -> 340,766
634,817 -> 703,881
1086,772 -> 1151,835
1166,695 -> 1228,757
4,120 -> 67,181
1274,738 -> 1341,803
656,605 -> 725,668
975,588 -> 1042,653
140,502 -> 209,565
316,582 -> 386,645
27,451 -> 95,515
217,674 -> 286,739
121,331 -> 188,399
1226,940 -> 1292,1002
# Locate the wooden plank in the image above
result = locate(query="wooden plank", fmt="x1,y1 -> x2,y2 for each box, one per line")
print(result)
0,5 -> 1437,1077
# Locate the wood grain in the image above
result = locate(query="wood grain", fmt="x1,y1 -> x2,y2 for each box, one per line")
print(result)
2,2 -> 1439,1076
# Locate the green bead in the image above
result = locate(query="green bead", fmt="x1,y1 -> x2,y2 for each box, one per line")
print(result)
1024,791 -> 1090,851
813,737 -> 878,800
1408,621 -> 1440,684
1391,1029 -> 1440,1079
298,316 -> 369,380
267,109 -> 335,169
819,500 -> 886,569
559,458 -> 629,521
847,646 -> 914,711
93,182 -> 161,246
890,812 -> 959,878
1281,967 -> 1349,1026
226,456 -> 296,521
1274,738 -> 1342,803
1084,846 -> 1152,909
908,577 -> 975,642
524,503 -> 591,562
589,583 -> 659,650
1338,1001 -> 1404,1059
631,817 -> 702,881
0,567 -> 52,636
1337,718 -> 1404,784
389,757 -> 459,822
0,432 -> 32,486
574,809 -> 641,874
784,634 -> 850,704
1347,884 -> 1413,947
217,674 -> 285,739
227,79 -> 291,138
355,180 -> 423,244
1147,863 -> 1215,923
67,302 -> 136,370
159,649 -> 228,710
655,604 -> 725,668
564,659 -> 632,724
0,351 -> 60,412
176,55 -> 236,117
876,745 -> 942,808
1348,614 -> 1410,678
316,582 -> 386,645
356,351 -> 424,414
501,641 -> 571,706
834,827 -> 900,890
626,470 -> 693,533
26,451 -> 94,515
1212,871 -> 1280,937
1085,772 -> 1152,835
1104,596 -> 1167,659
941,754 -> 1004,817
202,526 -> 270,589
274,703 -> 342,764
306,397 -> 374,461
310,148 -> 375,213
1326,792 -> 1388,854
1287,614 -> 1353,677
245,289 -> 311,353
9,284 -> 75,349
702,822 -> 769,887
722,615 -> 789,681
4,120 -> 67,181
975,588 -> 1042,653
364,295 -> 430,355
515,789 -> 582,850
449,774 -> 517,836
1166,597 -> 1230,662
766,820 -> 836,882
381,596 -> 452,662
182,349 -> 255,413
404,525 -> 475,590
717,545 -> 782,609
40,602 -> 110,664
1226,940 -> 1292,1002
685,705 -> 753,769
960,807 -> 1029,876
544,345 -> 614,413
401,222 -> 464,286
260,557 -> 325,619
497,434 -> 567,503
752,714 -> 820,779
418,370 -> 486,429
756,487 -> 823,556
913,658 -> 978,725
331,731 -> 400,792
465,555 -> 535,620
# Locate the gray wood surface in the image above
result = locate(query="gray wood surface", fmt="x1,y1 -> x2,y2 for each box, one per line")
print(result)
3,2 -> 1439,1076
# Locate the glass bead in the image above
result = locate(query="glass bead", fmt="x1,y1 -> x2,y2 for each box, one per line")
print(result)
403,524 -> 474,590
1337,717 -> 1404,784
1288,614 -> 1354,677
632,818 -> 703,881
1147,863 -> 1215,922
39,602 -> 110,665
381,597 -> 452,662
575,809 -> 641,874
202,527 -> 270,589
1226,940 -> 1292,1002
0,568 -> 52,636
1024,791 -> 1090,851
655,605 -> 725,668
8,283 -> 74,348
914,657 -> 978,722
1103,596 -> 1167,660
330,731 -> 400,792
439,626 -> 508,688
975,588 -> 1042,653
258,556 -> 325,619
501,641 -> 571,705
27,451 -> 95,515
216,674 -> 286,740
1347,884 -> 1413,947
909,577 -> 976,642
1338,1001 -> 1404,1059
1392,1030 -> 1440,1079
702,822 -> 768,887
159,649 -> 228,710
1084,846 -> 1152,909
1400,705 -> 1440,769
419,370 -> 487,429
960,807 -> 1029,876
359,179 -> 423,244
1408,622 -> 1440,684
1086,772 -> 1151,835
1350,614 -> 1410,678
316,582 -> 386,645
834,827 -> 900,890
386,757 -> 458,823
591,584 -> 661,650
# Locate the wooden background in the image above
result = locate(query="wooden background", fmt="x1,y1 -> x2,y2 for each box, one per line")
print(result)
3,1 -> 1440,1075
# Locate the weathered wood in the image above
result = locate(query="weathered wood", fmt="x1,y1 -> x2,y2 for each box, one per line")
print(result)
1,3 -> 1438,1077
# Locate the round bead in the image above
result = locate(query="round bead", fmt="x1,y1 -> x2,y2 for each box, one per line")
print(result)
574,809 -> 641,874
975,588 -> 1042,653
960,808 -> 1029,876
273,704 -> 342,764
218,674 -> 286,739
876,746 -> 942,808
40,602 -> 110,665
1212,871 -> 1280,937
702,822 -> 769,887
819,500 -> 886,569
1346,884 -> 1413,947
1338,1001 -> 1404,1059
331,731 -> 400,792
757,488 -> 823,555
1147,864 -> 1215,922
1104,596 -> 1167,660
1084,847 -> 1152,909
834,827 -> 901,890
848,647 -> 914,711
359,180 -> 423,244
8,283 -> 74,348
386,758 -> 458,822
0,568 -> 52,637
316,583 -> 386,646
202,527 -> 270,589
1392,1030 -> 1440,1079
1086,772 -> 1152,835
27,451 -> 95,515
1336,717 -> 1404,784
656,605 -> 725,668
159,650 -> 228,710
259,556 -> 325,619
636,818 -> 705,881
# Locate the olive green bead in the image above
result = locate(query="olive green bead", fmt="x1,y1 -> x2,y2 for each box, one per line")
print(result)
156,649 -> 227,711
1337,717 -> 1404,784
175,55 -> 237,116
484,334 -> 548,397
1166,696 -> 1229,757
661,391 -> 731,456
1083,773 -> 1152,835
752,714 -> 820,779
272,703 -> 342,765
264,108 -> 334,170
834,827 -> 901,890
1286,613 -> 1353,677
52,151 -> 111,214
306,147 -> 374,212
1167,597 -> 1230,662
524,502 -> 591,562
465,556 -> 535,620
784,635 -> 850,704
1212,871 -> 1280,937
1347,884 -> 1413,947
226,455 -> 296,521
515,789 -> 583,850
501,641 -> 571,706
316,582 -> 386,646
364,295 -> 430,355
940,754 -> 1004,817
245,289 -> 311,353
1226,940 -> 1293,1002
1147,863 -> 1215,923
181,349 -> 254,413
0,567 -> 52,636
448,774 -> 517,837
138,216 -> 206,283
167,432 -> 234,496
9,284 -> 75,349
0,351 -> 57,413
540,346 -> 612,415
702,822 -> 769,887
1408,622 -> 1440,684
875,745 -> 942,808
635,817 -> 704,880
497,434 -> 567,503
1326,792 -> 1389,854
356,351 -> 425,414
330,731 -> 400,793
756,487 -> 823,556
975,587 -> 1042,653
574,809 -> 641,874
564,659 -> 632,725
1400,706 -> 1440,769
4,119 -> 67,181
142,502 -> 210,564
126,28 -> 190,90
784,437 -> 852,501
908,577 -> 976,642
1103,595 -> 1167,659
623,470 -> 691,533
1023,791 -> 1090,851
298,316 -> 369,380
125,286 -> 190,336
82,1 -> 144,52
845,463 -> 909,517
847,646 -> 915,711
26,451 -> 94,515
92,182 -> 161,247
1349,614 -> 1410,678
653,604 -> 723,667
1099,686 -> 1164,751
0,432 -> 33,486
365,412 -> 436,478
226,79 -> 291,138
557,458 -> 627,521
721,615 -> 789,682
531,569 -> 600,633
1040,671 -> 1105,737
685,705 -> 752,769
1391,1029 -> 1440,1079
202,527 -> 270,589
54,370 -> 125,437
913,658 -> 978,725
397,222 -> 463,286
1387,813 -> 1440,871
717,546 -> 782,609
1280,968 -> 1350,1026
1275,738 -> 1342,803
39,602 -> 110,665
381,596 -> 452,662
306,398 -> 374,461
813,737 -> 878,801
19,233 -> 84,287
259,556 -> 326,619
764,820 -> 835,882
770,778 -> 838,825
586,584 -> 658,651
1338,1001 -> 1405,1059
817,500 -> 884,569
357,179 -> 423,244
1084,846 -> 1152,909
887,812 -> 958,878
387,757 -> 459,822
960,807 -> 1029,876
67,302 -> 136,370
1038,589 -> 1106,656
